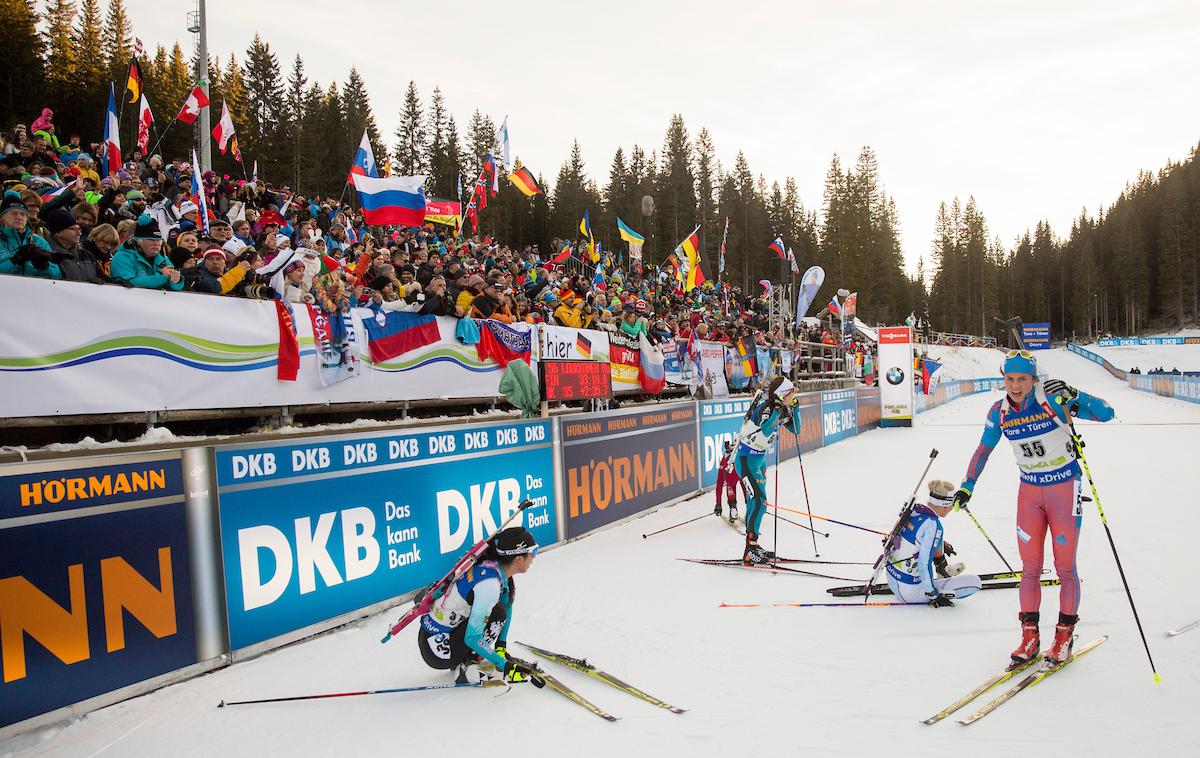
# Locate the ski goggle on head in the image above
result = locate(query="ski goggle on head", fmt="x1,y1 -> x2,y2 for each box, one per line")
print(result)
1001,349 -> 1037,377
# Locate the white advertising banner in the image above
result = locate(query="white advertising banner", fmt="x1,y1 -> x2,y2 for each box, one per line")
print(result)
0,278 -> 534,418
878,325 -> 915,426
698,340 -> 730,398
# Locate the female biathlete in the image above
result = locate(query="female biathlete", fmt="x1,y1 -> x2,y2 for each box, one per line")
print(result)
952,350 -> 1114,663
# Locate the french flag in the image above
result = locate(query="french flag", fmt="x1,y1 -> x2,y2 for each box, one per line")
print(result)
352,173 -> 427,227
102,83 -> 121,177
347,129 -> 379,183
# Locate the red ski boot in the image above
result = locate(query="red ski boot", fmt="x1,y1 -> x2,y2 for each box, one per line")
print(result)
1046,615 -> 1078,664
1011,612 -> 1040,664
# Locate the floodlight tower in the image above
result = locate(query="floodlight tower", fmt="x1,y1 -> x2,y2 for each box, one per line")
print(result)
187,0 -> 211,173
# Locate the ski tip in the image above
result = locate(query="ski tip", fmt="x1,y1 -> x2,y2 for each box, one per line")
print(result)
217,700 -> 225,708
1154,673 -> 1163,685
380,634 -> 391,644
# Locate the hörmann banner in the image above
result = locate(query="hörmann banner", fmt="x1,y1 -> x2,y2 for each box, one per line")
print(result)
561,403 -> 699,538
213,421 -> 557,650
0,453 -> 197,728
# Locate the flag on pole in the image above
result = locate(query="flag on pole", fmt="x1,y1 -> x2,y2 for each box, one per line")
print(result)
579,210 -> 597,263
102,83 -> 120,177
676,225 -> 705,291
616,217 -> 644,269
347,129 -> 379,183
487,153 -> 499,196
507,165 -> 541,196
498,118 -> 511,171
229,135 -> 242,162
177,85 -> 209,124
136,94 -> 153,154
786,247 -> 800,274
213,100 -> 237,154
767,237 -> 785,259
828,294 -> 842,319
125,58 -> 142,103
351,174 -> 428,227
251,160 -> 259,183
190,148 -> 210,235
718,217 -> 729,277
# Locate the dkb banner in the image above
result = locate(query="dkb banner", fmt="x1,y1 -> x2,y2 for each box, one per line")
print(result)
820,389 -> 859,446
776,392 -> 824,461
214,420 -> 557,650
0,453 -> 196,728
561,403 -> 699,538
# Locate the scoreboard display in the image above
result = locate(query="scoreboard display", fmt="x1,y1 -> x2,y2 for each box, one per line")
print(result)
540,360 -> 613,401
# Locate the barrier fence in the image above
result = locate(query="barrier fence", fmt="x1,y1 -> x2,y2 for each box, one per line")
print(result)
1068,343 -> 1200,404
0,277 -> 852,424
0,377 -> 1005,736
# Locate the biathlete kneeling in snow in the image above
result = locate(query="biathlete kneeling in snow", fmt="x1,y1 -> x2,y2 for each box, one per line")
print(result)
728,376 -> 800,565
885,480 -> 982,606
952,350 -> 1114,663
417,526 -> 542,684
714,440 -> 739,519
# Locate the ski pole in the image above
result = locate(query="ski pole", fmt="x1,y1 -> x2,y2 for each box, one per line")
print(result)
217,679 -> 514,707
960,505 -> 1016,574
1061,400 -> 1161,683
774,512 -> 829,537
799,458 -> 820,557
766,502 -> 885,536
773,442 -> 780,561
865,449 -> 939,604
720,601 -> 920,608
642,512 -> 710,539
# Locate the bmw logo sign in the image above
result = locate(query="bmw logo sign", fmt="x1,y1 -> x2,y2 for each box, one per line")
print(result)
886,367 -> 905,385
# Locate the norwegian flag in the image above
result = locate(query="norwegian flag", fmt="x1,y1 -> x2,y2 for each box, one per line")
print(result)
133,37 -> 144,57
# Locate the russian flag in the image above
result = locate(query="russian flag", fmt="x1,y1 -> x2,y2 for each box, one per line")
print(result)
828,294 -> 842,319
347,129 -> 379,183
362,310 -> 441,363
352,173 -> 427,227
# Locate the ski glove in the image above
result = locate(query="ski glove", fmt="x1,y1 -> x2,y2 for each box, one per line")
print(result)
943,542 -> 956,557
503,655 -> 544,686
927,592 -> 954,608
1043,379 -> 1079,403
951,486 -> 972,512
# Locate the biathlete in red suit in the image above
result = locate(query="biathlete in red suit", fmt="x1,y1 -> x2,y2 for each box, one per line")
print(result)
714,441 -> 739,518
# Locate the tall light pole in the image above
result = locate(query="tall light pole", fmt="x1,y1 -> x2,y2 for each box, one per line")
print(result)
189,0 -> 211,173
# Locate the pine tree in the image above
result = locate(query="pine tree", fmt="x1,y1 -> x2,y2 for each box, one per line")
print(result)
101,0 -> 132,86
444,115 -> 463,195
465,108 -> 495,174
42,0 -> 79,117
655,115 -> 696,251
0,0 -> 44,129
694,127 -> 718,263
71,0 -> 105,116
425,86 -> 451,194
243,34 -> 284,175
283,55 -> 307,189
393,81 -> 425,175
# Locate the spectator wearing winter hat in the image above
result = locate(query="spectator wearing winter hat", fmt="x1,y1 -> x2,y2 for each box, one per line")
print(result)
117,189 -> 148,221
553,289 -> 583,327
196,245 -> 251,295
109,214 -> 183,291
43,207 -> 102,283
176,200 -> 200,233
0,189 -> 57,278
457,273 -> 484,313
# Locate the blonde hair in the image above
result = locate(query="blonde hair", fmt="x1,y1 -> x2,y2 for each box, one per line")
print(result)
88,223 -> 119,247
927,479 -> 955,498
116,218 -> 136,240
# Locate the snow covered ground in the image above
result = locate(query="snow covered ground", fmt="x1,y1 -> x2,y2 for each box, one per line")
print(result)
921,344 -> 1007,380
5,347 -> 1199,757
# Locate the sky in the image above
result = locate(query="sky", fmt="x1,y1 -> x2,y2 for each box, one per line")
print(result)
125,0 -> 1200,274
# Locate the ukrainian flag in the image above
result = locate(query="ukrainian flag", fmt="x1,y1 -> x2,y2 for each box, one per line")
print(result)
580,210 -> 598,263
616,217 -> 645,245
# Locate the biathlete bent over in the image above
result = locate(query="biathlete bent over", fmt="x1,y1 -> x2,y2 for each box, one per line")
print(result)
714,440 -> 739,518
885,480 -> 982,606
729,376 -> 800,565
952,351 -> 1114,663
417,526 -> 542,684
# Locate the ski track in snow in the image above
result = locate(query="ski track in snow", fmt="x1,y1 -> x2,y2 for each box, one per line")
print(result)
4,347 -> 1200,757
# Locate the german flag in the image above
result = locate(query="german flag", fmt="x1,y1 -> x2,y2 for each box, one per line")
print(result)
507,165 -> 542,197
575,332 -> 592,359
736,337 -> 757,376
125,58 -> 142,104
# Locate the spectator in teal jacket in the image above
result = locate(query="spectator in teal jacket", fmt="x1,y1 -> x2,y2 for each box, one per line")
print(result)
109,214 -> 183,291
0,190 -> 59,279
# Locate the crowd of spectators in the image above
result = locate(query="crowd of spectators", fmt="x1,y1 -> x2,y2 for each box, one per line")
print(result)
2,107 -> 875,384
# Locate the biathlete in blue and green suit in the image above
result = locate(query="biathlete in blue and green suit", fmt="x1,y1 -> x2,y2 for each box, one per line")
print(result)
727,376 -> 800,564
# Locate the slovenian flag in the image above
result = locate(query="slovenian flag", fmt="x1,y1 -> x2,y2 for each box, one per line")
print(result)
767,237 -> 786,259
352,173 -> 427,227
575,332 -> 592,359
828,294 -> 842,319
362,310 -> 441,363
347,129 -> 379,183
638,333 -> 666,395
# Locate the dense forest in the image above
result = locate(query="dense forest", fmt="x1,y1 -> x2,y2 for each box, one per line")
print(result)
2,0 -> 1196,335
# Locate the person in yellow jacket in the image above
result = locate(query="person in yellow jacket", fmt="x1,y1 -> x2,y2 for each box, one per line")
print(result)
553,290 -> 583,327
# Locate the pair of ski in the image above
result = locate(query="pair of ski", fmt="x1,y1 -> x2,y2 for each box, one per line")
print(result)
678,558 -> 864,582
516,641 -> 685,722
923,636 -> 1107,725
825,573 -> 1060,598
